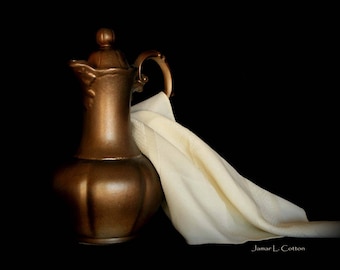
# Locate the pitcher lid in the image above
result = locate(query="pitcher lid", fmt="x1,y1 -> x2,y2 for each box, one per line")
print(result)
87,28 -> 130,69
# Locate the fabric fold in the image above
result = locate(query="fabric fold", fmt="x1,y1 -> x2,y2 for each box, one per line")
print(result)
131,92 -> 340,245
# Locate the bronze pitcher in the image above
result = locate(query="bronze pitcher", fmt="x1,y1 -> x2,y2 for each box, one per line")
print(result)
53,28 -> 172,245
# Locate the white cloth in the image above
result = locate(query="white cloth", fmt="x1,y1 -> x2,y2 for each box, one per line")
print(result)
131,92 -> 340,245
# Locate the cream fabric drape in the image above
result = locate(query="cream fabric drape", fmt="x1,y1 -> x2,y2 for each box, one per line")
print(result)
131,92 -> 340,245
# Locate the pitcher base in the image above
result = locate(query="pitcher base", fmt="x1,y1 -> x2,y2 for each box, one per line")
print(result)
78,234 -> 137,245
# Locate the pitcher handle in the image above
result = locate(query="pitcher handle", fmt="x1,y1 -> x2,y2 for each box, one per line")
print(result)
133,50 -> 173,98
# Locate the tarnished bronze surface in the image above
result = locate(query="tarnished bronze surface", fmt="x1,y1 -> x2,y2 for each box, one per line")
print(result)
53,28 -> 172,245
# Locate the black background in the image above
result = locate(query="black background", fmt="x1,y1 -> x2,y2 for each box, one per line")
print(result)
7,3 -> 339,267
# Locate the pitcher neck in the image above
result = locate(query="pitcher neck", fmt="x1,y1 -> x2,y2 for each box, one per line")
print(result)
76,70 -> 141,160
